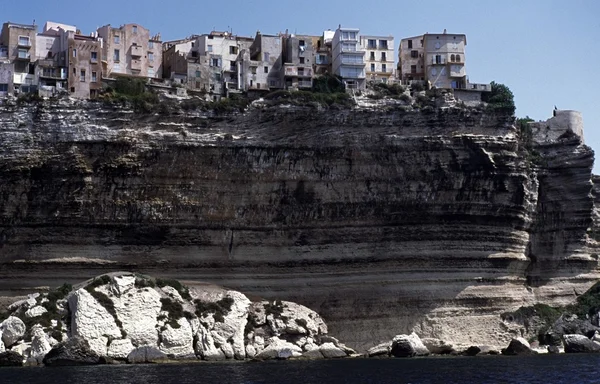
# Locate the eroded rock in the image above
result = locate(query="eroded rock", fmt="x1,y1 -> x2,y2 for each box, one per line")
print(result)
390,333 -> 429,358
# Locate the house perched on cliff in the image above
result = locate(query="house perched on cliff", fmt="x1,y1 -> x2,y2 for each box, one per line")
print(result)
398,31 -> 490,102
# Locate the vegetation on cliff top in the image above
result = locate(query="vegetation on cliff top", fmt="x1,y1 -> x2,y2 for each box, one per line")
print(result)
482,81 -> 516,115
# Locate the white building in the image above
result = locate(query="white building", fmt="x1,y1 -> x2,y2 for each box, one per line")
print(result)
360,35 -> 394,83
331,27 -> 365,90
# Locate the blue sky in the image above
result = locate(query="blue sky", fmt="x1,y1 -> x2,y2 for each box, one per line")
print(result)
3,0 -> 600,166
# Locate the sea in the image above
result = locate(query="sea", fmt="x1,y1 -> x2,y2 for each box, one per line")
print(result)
2,354 -> 599,384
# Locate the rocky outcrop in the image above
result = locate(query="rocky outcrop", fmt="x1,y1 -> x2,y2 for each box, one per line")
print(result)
389,333 -> 430,357
43,336 -> 101,366
501,338 -> 536,356
0,96 -> 597,352
562,334 -> 600,353
0,351 -> 23,366
0,317 -> 26,348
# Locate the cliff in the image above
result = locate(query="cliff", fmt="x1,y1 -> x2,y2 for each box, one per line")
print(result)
0,95 -> 597,351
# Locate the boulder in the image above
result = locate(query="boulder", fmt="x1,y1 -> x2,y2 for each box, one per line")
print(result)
245,344 -> 257,358
543,315 -> 600,346
562,334 -> 600,353
501,338 -> 537,356
107,339 -> 135,360
303,348 -> 324,359
8,294 -> 39,311
390,333 -> 429,357
547,345 -> 561,354
319,336 -> 356,355
319,342 -> 347,358
30,325 -> 52,363
25,306 -> 48,318
68,288 -> 121,355
0,351 -> 23,367
462,346 -> 481,356
43,336 -> 101,366
255,337 -> 303,360
421,338 -> 454,355
367,342 -> 390,357
210,291 -> 251,360
159,318 -> 195,358
127,346 -> 168,364
0,316 -> 26,347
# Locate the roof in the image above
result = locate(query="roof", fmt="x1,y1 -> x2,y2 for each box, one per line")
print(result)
424,32 -> 467,45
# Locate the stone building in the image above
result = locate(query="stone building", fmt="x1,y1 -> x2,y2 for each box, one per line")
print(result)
0,22 -> 38,95
35,22 -> 74,96
282,34 -> 315,90
162,36 -> 196,85
398,34 -> 425,84
97,23 -> 162,79
67,33 -> 102,99
239,32 -> 284,93
331,26 -> 365,90
313,30 -> 333,76
360,35 -> 394,83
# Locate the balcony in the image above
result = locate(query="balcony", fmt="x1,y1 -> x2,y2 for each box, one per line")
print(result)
40,68 -> 67,80
224,65 -> 238,72
431,57 -> 446,65
466,82 -> 491,92
131,45 -> 142,58
18,38 -> 31,48
131,59 -> 142,71
16,51 -> 31,60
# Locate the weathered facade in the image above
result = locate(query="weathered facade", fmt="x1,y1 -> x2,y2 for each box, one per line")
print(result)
97,23 -> 162,79
314,31 -> 333,76
332,27 -> 365,90
67,33 -> 102,99
398,35 -> 425,84
0,22 -> 38,94
360,35 -> 394,83
282,34 -> 315,90
241,32 -> 284,92
35,22 -> 74,96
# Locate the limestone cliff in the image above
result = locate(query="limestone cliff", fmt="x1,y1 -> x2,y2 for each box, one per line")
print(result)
0,95 -> 597,351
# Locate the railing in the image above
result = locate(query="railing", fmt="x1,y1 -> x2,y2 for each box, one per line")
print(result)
432,57 -> 446,65
467,83 -> 491,92
342,57 -> 364,65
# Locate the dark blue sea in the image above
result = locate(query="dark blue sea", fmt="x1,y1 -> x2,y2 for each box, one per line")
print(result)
3,354 -> 599,384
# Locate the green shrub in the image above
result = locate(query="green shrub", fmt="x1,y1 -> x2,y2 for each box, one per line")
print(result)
194,296 -> 234,321
156,278 -> 191,300
482,81 -> 516,115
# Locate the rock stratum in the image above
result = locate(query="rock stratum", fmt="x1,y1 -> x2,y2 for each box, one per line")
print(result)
0,95 -> 598,352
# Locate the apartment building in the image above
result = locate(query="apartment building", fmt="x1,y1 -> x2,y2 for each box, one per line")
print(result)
239,32 -> 284,93
97,23 -> 162,79
282,34 -> 315,90
398,35 -> 425,84
67,33 -> 102,98
313,30 -> 333,76
331,27 -> 365,90
162,36 -> 196,85
360,35 -> 394,83
423,32 -> 467,89
35,22 -> 74,96
0,22 -> 38,95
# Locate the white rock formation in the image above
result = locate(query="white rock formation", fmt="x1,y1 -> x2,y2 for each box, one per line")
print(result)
108,339 -> 135,359
128,346 -> 168,363
159,318 -> 194,358
25,306 -> 48,318
211,291 -> 251,360
68,288 -> 120,355
30,325 -> 52,363
255,337 -> 303,360
195,327 -> 225,361
1,316 -> 26,347
319,342 -> 347,358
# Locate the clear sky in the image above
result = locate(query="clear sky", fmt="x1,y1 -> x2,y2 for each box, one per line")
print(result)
3,0 -> 599,167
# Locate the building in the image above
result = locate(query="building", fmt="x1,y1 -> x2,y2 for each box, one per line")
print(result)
67,32 -> 102,98
162,36 -> 196,85
282,34 -> 315,90
313,31 -> 333,76
97,23 -> 162,79
0,22 -> 38,95
360,35 -> 394,83
239,32 -> 284,93
398,31 -> 490,101
331,27 -> 365,90
398,35 -> 425,84
35,22 -> 74,96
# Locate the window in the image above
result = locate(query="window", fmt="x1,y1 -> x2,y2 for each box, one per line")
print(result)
215,73 -> 221,81
370,52 -> 375,60
18,36 -> 30,46
299,57 -> 305,64
382,64 -> 387,73
381,52 -> 386,61
195,81 -> 201,89
411,50 -> 418,59
91,71 -> 97,82
299,39 -> 305,47
368,39 -> 376,49
251,66 -> 257,74
70,87 -> 75,93
435,55 -> 442,64
207,45 -> 213,52
370,63 -> 375,72
264,66 -> 268,73
113,49 -> 120,62
269,80 -> 277,87
341,31 -> 357,40
451,54 -> 455,62
148,68 -> 155,77
379,40 -> 388,49
211,58 -> 219,67
91,51 -> 98,62
229,46 -> 238,55
114,35 -> 120,44
132,25 -> 138,34
455,54 -> 461,62
0,84 -> 8,92
113,63 -> 121,72
0,47 -> 7,58
72,49 -> 77,58
263,52 -> 270,61
148,52 -> 154,62
195,70 -> 201,77
191,42 -> 195,48
342,43 -> 356,51
28,63 -> 35,75
411,65 -> 417,74
73,67 -> 76,75
80,69 -> 86,82
316,54 -> 327,64
149,41 -> 154,49
298,68 -> 304,76
407,40 -> 413,49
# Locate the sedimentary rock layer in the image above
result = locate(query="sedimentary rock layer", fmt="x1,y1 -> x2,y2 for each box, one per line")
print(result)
0,98 -> 597,351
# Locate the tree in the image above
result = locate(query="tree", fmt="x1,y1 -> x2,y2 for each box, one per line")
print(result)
482,81 -> 516,115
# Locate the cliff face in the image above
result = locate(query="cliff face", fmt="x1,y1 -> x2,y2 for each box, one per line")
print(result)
0,97 -> 597,351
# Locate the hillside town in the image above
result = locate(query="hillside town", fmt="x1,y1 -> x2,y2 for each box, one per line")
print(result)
0,20 -> 491,102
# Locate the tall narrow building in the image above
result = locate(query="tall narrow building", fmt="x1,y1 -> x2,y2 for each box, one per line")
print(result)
331,26 -> 365,90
